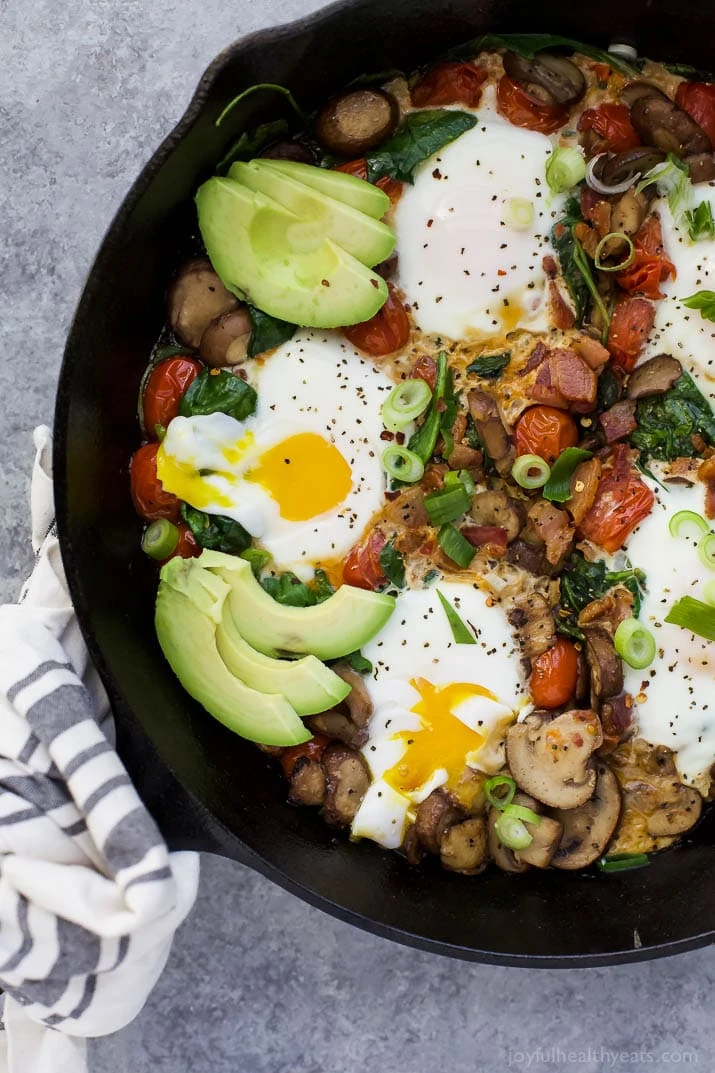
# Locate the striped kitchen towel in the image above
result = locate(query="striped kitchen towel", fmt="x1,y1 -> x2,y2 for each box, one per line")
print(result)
0,427 -> 199,1073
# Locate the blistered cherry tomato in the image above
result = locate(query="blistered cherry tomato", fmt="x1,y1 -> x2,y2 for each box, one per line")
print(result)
130,443 -> 180,522
342,529 -> 387,590
279,734 -> 331,779
578,445 -> 655,553
496,75 -> 569,134
412,355 -> 438,390
578,103 -> 640,153
143,356 -> 202,436
606,296 -> 655,372
168,522 -> 201,561
342,283 -> 410,357
530,638 -> 579,709
334,158 -> 402,202
675,81 -> 715,146
514,406 -> 579,464
411,62 -> 487,108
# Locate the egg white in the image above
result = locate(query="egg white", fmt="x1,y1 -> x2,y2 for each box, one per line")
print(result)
394,87 -> 567,341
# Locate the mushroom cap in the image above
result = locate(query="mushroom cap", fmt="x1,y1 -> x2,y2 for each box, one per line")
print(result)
166,258 -> 239,350
487,807 -> 528,874
626,777 -> 703,837
415,789 -> 466,855
551,762 -> 622,870
440,817 -> 488,875
509,793 -> 563,869
506,709 -> 603,809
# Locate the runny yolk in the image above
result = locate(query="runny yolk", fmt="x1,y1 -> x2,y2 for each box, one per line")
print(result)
499,294 -> 526,334
384,677 -> 496,795
156,441 -> 237,510
247,432 -> 352,521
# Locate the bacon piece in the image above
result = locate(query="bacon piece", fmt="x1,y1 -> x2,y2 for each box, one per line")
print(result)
549,348 -> 598,411
599,693 -> 635,754
462,525 -> 508,550
599,400 -> 638,444
572,335 -> 611,370
548,280 -> 576,330
527,500 -> 575,566
519,340 -> 548,377
698,458 -> 715,519
531,360 -> 568,408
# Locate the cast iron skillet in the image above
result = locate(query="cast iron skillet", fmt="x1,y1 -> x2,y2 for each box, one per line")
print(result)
55,0 -> 714,965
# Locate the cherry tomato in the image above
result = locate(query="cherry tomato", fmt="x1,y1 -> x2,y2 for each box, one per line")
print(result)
411,62 -> 487,108
675,81 -> 715,146
577,103 -> 640,153
529,638 -> 579,709
130,443 -> 180,522
412,354 -> 438,390
166,522 -> 201,561
578,445 -> 655,553
279,734 -> 330,779
143,356 -> 202,437
514,406 -> 579,464
496,75 -> 569,134
334,159 -> 402,202
342,529 -> 387,590
616,216 -> 675,299
606,296 -> 655,372
342,283 -> 410,356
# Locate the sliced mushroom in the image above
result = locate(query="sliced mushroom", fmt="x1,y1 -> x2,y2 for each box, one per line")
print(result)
568,457 -> 602,526
308,710 -> 367,749
385,485 -> 429,529
505,539 -> 553,577
321,743 -> 370,827
508,591 -> 557,661
287,757 -> 327,807
509,794 -> 563,869
630,95 -> 712,157
166,258 -> 239,350
551,762 -> 622,870
414,789 -> 465,855
315,88 -> 399,156
626,354 -> 682,399
488,807 -> 529,873
610,188 -> 651,239
506,709 -> 603,809
599,693 -> 635,753
199,308 -> 252,366
685,151 -> 715,184
598,147 -> 666,187
260,139 -> 315,164
503,51 -> 585,106
467,390 -> 514,475
332,663 -> 373,728
624,773 -> 703,836
577,586 -> 634,638
404,824 -> 426,866
619,81 -> 669,108
583,625 -> 623,702
470,490 -> 525,543
440,817 -> 488,874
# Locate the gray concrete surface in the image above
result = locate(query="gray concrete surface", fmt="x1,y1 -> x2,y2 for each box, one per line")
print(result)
1,3 -> 713,1071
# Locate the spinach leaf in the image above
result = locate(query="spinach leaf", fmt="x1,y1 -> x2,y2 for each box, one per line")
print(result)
630,372 -> 715,461
466,351 -> 511,379
558,550 -> 646,640
456,34 -> 638,76
662,61 -> 714,80
366,110 -> 477,184
379,539 -> 405,588
681,290 -> 715,322
216,119 -> 290,173
551,202 -> 589,326
152,343 -> 193,363
216,83 -> 308,128
179,368 -> 257,422
247,305 -> 297,356
181,505 -> 252,554
343,650 -> 373,674
239,547 -> 272,576
261,569 -> 334,607
596,366 -> 621,412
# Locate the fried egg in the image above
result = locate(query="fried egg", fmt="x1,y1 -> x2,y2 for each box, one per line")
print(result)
157,331 -> 393,577
351,582 -> 528,848
622,477 -> 715,791
394,86 -> 567,341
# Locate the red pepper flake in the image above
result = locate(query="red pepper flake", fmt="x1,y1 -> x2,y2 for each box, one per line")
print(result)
497,269 -> 507,277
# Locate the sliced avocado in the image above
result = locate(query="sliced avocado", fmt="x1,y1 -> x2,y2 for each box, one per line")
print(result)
256,159 -> 390,219
215,603 -> 350,716
229,161 -> 395,267
156,561 -> 310,746
196,177 -> 388,328
196,550 -> 395,660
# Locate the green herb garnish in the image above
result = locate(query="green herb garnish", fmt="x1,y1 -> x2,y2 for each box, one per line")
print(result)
681,290 -> 715,322
179,368 -> 257,422
436,589 -> 476,644
466,351 -> 511,379
366,110 -> 477,184
379,539 -> 406,588
181,505 -> 252,554
630,371 -> 715,462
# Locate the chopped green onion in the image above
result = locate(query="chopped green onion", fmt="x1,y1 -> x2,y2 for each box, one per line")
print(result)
681,290 -> 715,322
504,197 -> 534,230
668,509 -> 709,539
240,547 -> 272,575
573,238 -> 612,339
512,454 -> 551,490
665,595 -> 715,641
444,469 -> 476,495
438,524 -> 476,569
546,146 -> 586,194
484,775 -> 516,811
381,444 -> 425,484
698,531 -> 715,570
424,484 -> 471,526
685,200 -> 715,242
494,810 -> 533,851
436,589 -> 476,644
154,423 -> 167,442
594,232 -> 635,272
381,379 -> 432,432
614,617 -> 656,669
503,803 -> 542,826
408,351 -> 448,462
597,853 -> 650,873
543,447 -> 593,503
703,579 -> 715,607
636,153 -> 691,228
141,519 -> 179,560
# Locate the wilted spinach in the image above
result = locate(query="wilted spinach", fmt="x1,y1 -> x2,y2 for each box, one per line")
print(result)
630,372 -> 715,461
247,305 -> 297,356
181,505 -> 252,554
179,368 -> 257,422
262,569 -> 334,607
466,351 -> 511,379
366,110 -> 477,184
379,539 -> 406,588
558,551 -> 646,640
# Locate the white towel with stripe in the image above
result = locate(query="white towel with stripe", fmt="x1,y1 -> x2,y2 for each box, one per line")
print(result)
0,427 -> 200,1073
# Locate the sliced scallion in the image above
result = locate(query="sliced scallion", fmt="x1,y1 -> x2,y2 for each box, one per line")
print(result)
597,853 -> 650,873
614,617 -> 656,669
668,509 -> 709,540
424,484 -> 472,526
381,378 -> 432,432
512,454 -> 551,490
698,531 -> 715,570
546,146 -> 586,194
543,447 -> 593,503
665,595 -> 715,641
382,444 -> 425,484
594,232 -> 635,272
438,524 -> 475,569
494,810 -> 533,851
408,351 -> 448,463
484,775 -> 516,811
503,803 -> 542,826
240,547 -> 272,575
436,589 -> 476,644
444,469 -> 476,495
504,197 -> 534,230
141,519 -> 179,560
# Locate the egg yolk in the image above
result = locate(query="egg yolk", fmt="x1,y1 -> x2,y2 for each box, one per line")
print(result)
384,677 -> 495,795
247,432 -> 352,521
155,438 -> 247,510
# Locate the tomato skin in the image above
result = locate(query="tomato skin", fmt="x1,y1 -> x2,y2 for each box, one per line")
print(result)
616,216 -> 675,299
342,283 -> 410,356
675,82 -> 715,146
411,62 -> 487,108
334,159 -> 402,202
342,530 -> 386,590
514,406 -> 579,464
170,522 -> 200,560
130,443 -> 181,522
530,638 -> 579,709
496,75 -> 569,134
578,103 -> 640,153
606,296 -> 655,372
279,734 -> 330,779
412,354 -> 437,390
143,357 -> 202,436
578,445 -> 655,553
